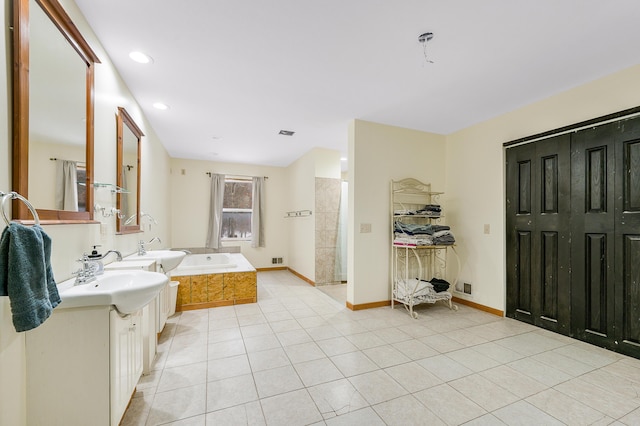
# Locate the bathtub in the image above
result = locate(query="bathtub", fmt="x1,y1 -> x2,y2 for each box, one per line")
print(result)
176,253 -> 237,271
170,252 -> 257,310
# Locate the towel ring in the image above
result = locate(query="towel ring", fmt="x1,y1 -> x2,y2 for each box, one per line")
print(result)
0,191 -> 40,226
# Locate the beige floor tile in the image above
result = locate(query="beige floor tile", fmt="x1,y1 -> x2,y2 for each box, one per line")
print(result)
392,338 -> 439,360
346,332 -> 386,350
373,395 -> 445,426
285,341 -> 326,364
247,347 -> 291,371
324,407 -> 385,425
206,374 -> 258,412
268,319 -> 301,332
420,333 -> 465,353
472,341 -> 525,364
253,365 -> 304,398
449,373 -> 519,411
207,327 -> 241,344
417,354 -> 474,382
414,383 -> 486,425
239,323 -> 273,338
447,347 -> 501,372
207,338 -> 245,360
146,383 -> 207,425
207,354 -> 251,381
492,400 -> 564,426
554,377 -> 639,419
260,389 -> 323,425
384,361 -> 442,393
348,370 -> 408,405
307,324 -> 342,341
243,333 -> 281,353
508,357 -> 572,387
205,401 -> 265,425
165,343 -> 208,368
157,361 -> 207,393
526,388 -> 611,425
362,345 -> 411,368
307,378 -> 369,419
276,329 -> 313,346
294,357 -> 344,387
317,336 -> 359,356
480,365 -> 547,398
164,414 -> 206,425
331,351 -> 378,377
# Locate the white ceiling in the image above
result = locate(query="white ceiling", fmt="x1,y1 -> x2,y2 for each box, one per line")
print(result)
74,0 -> 640,168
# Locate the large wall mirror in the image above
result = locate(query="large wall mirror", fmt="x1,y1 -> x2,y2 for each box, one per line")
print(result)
12,0 -> 100,221
116,107 -> 143,234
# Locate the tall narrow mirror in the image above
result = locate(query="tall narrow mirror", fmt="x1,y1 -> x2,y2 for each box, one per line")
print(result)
12,0 -> 100,221
116,107 -> 143,234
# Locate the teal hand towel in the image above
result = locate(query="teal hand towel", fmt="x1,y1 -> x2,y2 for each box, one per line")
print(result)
0,223 -> 60,332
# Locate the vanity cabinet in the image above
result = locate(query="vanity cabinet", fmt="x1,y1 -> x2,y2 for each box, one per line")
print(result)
110,309 -> 143,424
105,259 -> 158,375
25,305 -> 143,426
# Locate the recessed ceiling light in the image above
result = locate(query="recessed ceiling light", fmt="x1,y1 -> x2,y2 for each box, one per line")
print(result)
129,51 -> 153,64
278,130 -> 295,136
153,102 -> 169,110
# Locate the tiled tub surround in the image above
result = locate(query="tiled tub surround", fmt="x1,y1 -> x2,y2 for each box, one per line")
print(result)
122,271 -> 640,425
171,253 -> 257,310
315,177 -> 342,285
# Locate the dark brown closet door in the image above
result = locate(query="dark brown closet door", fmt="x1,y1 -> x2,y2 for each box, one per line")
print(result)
614,118 -> 640,358
506,134 -> 571,333
570,124 -> 616,348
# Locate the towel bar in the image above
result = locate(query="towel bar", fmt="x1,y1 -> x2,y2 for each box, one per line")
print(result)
0,191 -> 40,226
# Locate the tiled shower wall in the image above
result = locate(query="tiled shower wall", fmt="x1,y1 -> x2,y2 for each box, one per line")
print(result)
315,177 -> 342,285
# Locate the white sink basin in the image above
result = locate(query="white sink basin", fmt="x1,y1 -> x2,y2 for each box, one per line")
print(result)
58,270 -> 169,314
124,250 -> 186,272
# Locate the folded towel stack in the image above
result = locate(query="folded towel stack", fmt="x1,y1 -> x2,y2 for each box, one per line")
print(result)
0,223 -> 60,332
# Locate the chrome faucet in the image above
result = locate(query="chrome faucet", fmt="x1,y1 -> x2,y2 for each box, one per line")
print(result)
72,250 -> 123,285
93,250 -> 123,262
138,237 -> 162,256
73,254 -> 96,285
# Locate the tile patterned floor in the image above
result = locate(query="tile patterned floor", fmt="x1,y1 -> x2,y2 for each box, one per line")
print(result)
122,271 -> 640,425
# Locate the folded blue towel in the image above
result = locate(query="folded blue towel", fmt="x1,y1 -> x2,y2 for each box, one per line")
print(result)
0,223 -> 60,332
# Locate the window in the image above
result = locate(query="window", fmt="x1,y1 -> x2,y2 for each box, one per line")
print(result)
222,179 -> 252,240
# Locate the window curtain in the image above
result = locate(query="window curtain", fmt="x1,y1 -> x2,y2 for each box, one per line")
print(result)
55,159 -> 78,211
205,173 -> 226,249
251,176 -> 265,248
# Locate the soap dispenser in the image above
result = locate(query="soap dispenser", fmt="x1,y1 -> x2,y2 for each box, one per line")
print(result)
87,245 -> 104,275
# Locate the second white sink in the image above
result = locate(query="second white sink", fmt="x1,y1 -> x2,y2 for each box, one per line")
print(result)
124,250 -> 186,272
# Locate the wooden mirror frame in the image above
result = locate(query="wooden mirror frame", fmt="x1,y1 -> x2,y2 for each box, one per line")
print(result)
116,107 -> 143,234
12,0 -> 100,222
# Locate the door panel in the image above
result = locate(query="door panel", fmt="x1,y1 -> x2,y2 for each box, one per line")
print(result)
571,124 -> 616,347
506,134 -> 571,332
615,118 -> 640,357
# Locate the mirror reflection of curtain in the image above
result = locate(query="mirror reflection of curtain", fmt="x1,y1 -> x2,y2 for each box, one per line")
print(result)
121,165 -> 129,217
205,174 -> 226,249
55,159 -> 78,211
251,177 -> 265,248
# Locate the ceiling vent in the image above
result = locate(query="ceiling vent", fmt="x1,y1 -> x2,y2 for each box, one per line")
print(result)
278,130 -> 295,136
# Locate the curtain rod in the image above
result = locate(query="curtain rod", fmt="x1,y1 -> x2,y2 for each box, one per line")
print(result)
49,157 -> 86,166
205,172 -> 268,179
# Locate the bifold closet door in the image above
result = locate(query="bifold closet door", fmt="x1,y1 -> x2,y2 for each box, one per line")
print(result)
570,118 -> 640,357
506,134 -> 571,334
615,118 -> 640,357
570,124 -> 616,349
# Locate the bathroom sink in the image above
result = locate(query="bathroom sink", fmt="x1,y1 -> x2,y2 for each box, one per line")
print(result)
58,270 -> 169,314
124,250 -> 186,272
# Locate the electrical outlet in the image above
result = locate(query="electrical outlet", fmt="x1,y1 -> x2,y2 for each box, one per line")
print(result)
464,283 -> 472,294
360,223 -> 372,233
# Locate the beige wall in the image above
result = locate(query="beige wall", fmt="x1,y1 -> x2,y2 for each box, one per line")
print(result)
348,120 -> 447,305
445,64 -> 640,311
0,0 -> 172,423
169,158 -> 289,268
